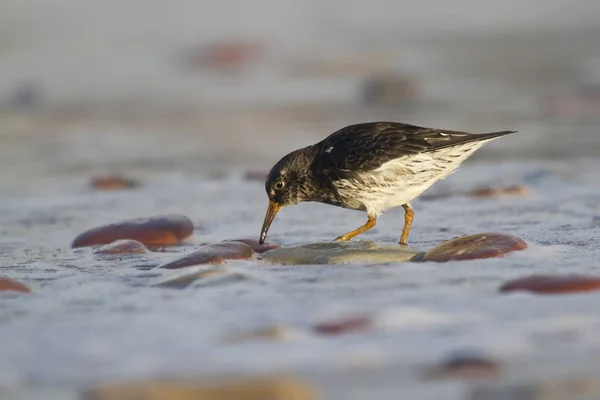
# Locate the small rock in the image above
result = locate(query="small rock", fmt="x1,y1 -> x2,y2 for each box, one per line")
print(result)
223,238 -> 281,254
154,242 -> 254,270
425,352 -> 500,381
152,266 -> 227,289
72,215 -> 194,248
499,274 -> 600,294
312,315 -> 373,336
469,185 -> 530,199
421,233 -> 527,262
93,240 -> 149,257
260,241 -> 423,265
243,171 -> 268,182
0,277 -> 31,293
83,376 -> 316,400
90,175 -> 140,190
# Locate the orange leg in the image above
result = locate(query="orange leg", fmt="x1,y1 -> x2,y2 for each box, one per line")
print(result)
334,215 -> 376,242
399,203 -> 414,245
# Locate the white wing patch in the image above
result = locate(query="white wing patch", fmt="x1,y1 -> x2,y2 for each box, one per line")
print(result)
325,146 -> 334,153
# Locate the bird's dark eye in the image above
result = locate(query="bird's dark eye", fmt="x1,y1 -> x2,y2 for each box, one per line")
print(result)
274,181 -> 285,190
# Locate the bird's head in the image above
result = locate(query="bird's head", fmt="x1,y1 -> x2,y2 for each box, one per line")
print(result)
259,148 -> 313,244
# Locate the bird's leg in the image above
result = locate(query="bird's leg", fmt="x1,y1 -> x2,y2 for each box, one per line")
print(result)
399,203 -> 414,245
334,215 -> 376,242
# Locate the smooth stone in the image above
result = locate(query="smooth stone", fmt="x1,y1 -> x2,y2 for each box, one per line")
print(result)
425,351 -> 500,381
499,274 -> 600,294
152,266 -> 227,289
90,175 -> 140,190
154,242 -> 254,270
0,277 -> 31,293
243,170 -> 268,182
93,240 -> 149,257
72,214 -> 194,248
421,232 -> 527,262
222,238 -> 281,254
312,315 -> 373,336
469,184 -> 531,199
83,376 -> 316,400
260,241 -> 423,265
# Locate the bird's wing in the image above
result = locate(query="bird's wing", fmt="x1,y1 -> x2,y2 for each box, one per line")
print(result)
316,122 -> 514,176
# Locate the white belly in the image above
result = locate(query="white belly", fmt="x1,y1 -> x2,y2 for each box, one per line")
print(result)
334,141 -> 488,216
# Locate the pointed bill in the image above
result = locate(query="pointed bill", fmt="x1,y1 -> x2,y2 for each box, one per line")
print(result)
259,200 -> 281,244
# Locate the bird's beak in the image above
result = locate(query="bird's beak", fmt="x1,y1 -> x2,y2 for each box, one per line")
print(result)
259,200 -> 281,244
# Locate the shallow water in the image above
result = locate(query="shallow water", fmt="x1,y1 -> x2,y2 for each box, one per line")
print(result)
2,110 -> 600,398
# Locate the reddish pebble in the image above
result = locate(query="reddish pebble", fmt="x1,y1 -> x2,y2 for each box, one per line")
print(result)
155,242 -> 254,270
500,274 -> 600,294
469,185 -> 530,199
90,175 -> 140,190
421,233 -> 527,262
0,277 -> 31,293
312,315 -> 373,336
425,353 -> 500,380
71,214 -> 194,248
223,238 -> 281,254
93,240 -> 149,256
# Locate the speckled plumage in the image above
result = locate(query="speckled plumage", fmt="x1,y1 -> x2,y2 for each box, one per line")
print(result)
259,121 -> 516,245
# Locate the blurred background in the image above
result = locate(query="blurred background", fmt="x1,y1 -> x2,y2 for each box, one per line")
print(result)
0,0 -> 599,186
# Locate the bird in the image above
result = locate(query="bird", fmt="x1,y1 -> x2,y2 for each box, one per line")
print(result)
258,121 -> 516,245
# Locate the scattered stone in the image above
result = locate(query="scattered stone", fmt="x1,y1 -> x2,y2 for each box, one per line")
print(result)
469,185 -> 530,199
421,233 -> 527,262
223,238 -> 281,254
361,73 -> 420,105
425,352 -> 500,381
180,39 -> 266,72
243,171 -> 268,182
0,277 -> 31,293
93,240 -> 149,257
83,376 -> 316,400
312,315 -> 373,336
260,241 -> 423,265
152,266 -> 227,289
499,274 -> 600,294
154,242 -> 254,270
72,215 -> 194,248
90,175 -> 140,190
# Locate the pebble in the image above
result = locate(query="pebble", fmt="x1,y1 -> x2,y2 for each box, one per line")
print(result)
90,175 -> 140,190
83,376 -> 316,400
499,274 -> 600,294
421,233 -> 527,262
243,171 -> 268,182
223,238 -> 281,254
425,352 -> 500,381
261,241 -> 423,265
312,315 -> 373,336
0,277 -> 31,293
469,184 -> 531,199
72,214 -> 194,248
93,240 -> 149,257
154,242 -> 254,270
